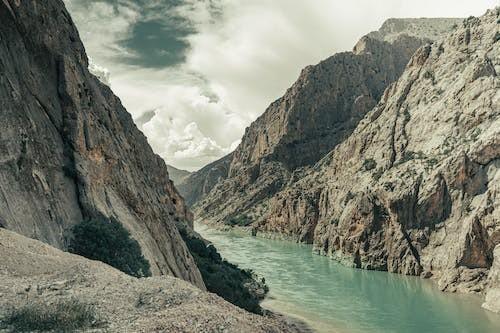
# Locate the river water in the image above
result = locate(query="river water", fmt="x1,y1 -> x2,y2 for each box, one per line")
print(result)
195,223 -> 500,333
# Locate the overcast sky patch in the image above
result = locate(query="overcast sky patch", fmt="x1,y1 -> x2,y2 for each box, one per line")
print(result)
64,0 -> 498,171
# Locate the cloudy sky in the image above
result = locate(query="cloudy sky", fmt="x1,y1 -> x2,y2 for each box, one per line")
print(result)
63,0 -> 497,171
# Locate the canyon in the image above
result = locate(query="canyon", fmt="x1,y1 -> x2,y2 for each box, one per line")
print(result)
182,17 -> 462,224
183,9 -> 500,312
0,0 -> 499,331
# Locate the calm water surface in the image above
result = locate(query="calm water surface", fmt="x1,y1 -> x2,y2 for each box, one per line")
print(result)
195,223 -> 500,333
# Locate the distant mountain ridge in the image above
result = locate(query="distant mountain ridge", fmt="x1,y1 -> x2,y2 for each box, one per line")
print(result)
367,17 -> 463,42
178,153 -> 233,206
167,164 -> 191,185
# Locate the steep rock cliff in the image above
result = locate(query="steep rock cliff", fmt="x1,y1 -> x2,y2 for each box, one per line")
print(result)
257,9 -> 499,304
0,0 -> 203,288
190,18 -> 461,228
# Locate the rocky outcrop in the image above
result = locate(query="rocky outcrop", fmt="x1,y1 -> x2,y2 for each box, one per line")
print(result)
254,9 -> 499,306
0,228 -> 309,333
189,18 -> 461,226
0,0 -> 203,287
367,18 -> 464,42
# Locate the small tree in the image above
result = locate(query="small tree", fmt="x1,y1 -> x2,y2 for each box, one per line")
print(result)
68,217 -> 151,278
225,215 -> 252,227
2,299 -> 99,333
363,158 -> 377,171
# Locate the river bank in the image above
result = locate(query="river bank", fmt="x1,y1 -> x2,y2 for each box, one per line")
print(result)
195,222 -> 500,333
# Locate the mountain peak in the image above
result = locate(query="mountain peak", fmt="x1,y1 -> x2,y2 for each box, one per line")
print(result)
369,17 -> 463,42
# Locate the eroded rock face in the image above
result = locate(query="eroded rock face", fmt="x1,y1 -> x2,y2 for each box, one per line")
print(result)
257,9 -> 499,304
0,0 -> 203,288
190,18 -> 461,227
0,228 -> 309,333
484,245 -> 500,313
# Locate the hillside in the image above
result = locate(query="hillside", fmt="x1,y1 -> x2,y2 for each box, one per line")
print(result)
167,164 -> 191,185
178,153 -> 233,206
0,228 -> 308,332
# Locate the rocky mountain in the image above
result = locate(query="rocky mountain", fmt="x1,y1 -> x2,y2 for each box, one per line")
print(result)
167,164 -> 191,185
178,153 -> 233,206
367,17 -> 465,42
0,228 -> 309,332
185,17 -> 461,226
0,0 -> 203,287
223,9 -> 499,309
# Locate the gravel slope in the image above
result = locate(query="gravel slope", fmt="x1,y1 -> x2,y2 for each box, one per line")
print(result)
0,229 -> 310,333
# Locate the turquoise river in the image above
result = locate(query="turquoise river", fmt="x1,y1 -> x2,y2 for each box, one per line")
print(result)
195,223 -> 500,333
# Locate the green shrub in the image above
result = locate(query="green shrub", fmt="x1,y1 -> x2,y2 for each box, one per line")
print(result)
372,168 -> 384,181
397,150 -> 423,165
427,158 -> 439,166
1,299 -> 99,332
68,217 -> 151,278
177,223 -> 267,314
225,214 -> 252,227
471,128 -> 481,140
363,158 -> 377,171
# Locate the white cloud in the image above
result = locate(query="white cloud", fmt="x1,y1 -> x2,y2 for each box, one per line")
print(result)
88,57 -> 111,85
132,83 -> 245,170
65,0 -> 498,170
64,0 -> 141,67
181,0 -> 498,120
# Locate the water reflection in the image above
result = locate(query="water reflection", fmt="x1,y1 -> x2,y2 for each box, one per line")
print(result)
195,223 -> 500,333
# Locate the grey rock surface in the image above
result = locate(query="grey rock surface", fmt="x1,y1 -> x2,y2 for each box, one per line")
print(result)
0,228 -> 309,333
186,7 -> 500,311
367,17 -> 464,42
0,0 -> 203,288
484,245 -> 500,313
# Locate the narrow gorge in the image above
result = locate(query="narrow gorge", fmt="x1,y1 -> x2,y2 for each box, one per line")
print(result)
183,7 -> 500,316
0,1 -> 499,332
